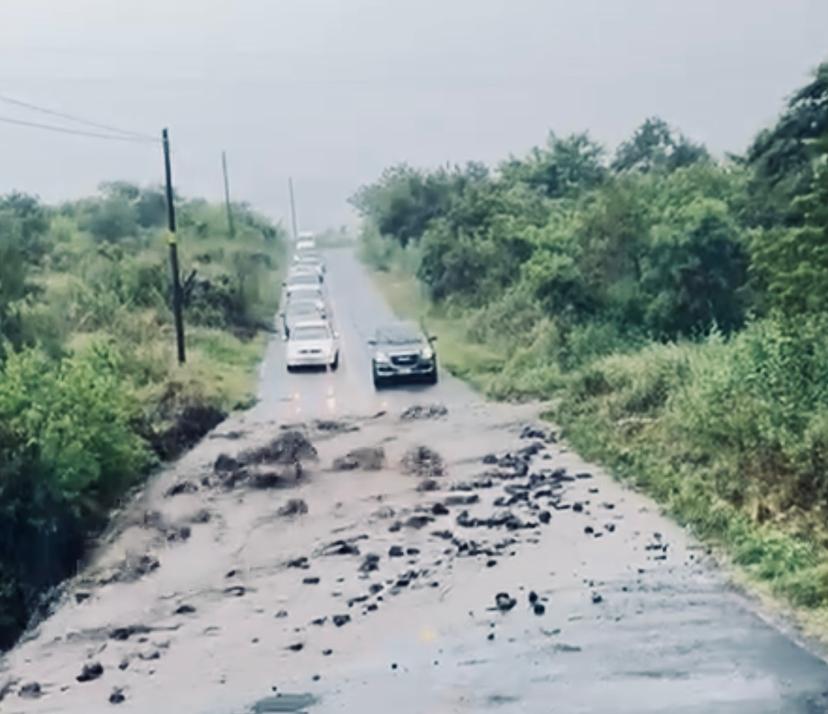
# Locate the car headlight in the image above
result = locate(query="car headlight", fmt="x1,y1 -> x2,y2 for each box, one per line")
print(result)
421,347 -> 434,360
374,351 -> 390,363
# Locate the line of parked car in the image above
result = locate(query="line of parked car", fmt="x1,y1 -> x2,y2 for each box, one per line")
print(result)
280,241 -> 439,388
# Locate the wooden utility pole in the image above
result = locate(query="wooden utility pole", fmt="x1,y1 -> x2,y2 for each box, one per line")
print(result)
288,176 -> 298,242
222,150 -> 235,239
162,128 -> 186,365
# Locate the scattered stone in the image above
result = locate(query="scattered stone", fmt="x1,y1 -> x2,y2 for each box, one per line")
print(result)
105,554 -> 159,584
332,614 -> 351,627
303,577 -> 320,585
487,632 -> 495,641
520,425 -> 546,440
165,480 -> 198,497
224,585 -> 246,597
388,545 -> 404,558
538,511 -> 551,525
406,547 -> 420,556
482,453 -> 498,465
174,603 -> 196,615
118,659 -> 129,671
314,418 -> 359,434
166,525 -> 191,543
109,688 -> 126,705
311,617 -> 327,626
226,569 -> 238,578
278,499 -> 309,517
369,583 -> 384,594
359,554 -> 380,573
444,494 -> 479,506
245,430 -> 318,465
190,508 -> 212,524
287,556 -> 310,569
533,603 -> 546,616
214,454 -> 240,473
431,502 -> 450,516
74,591 -> 91,604
287,642 -> 304,652
495,593 -> 517,612
605,523 -> 616,533
275,610 -> 289,619
416,479 -> 440,492
591,592 -> 603,605
572,503 -> 584,513
400,403 -> 448,421
584,526 -> 594,535
320,539 -> 362,557
401,446 -> 445,479
528,591 -> 539,604
486,559 -> 497,568
332,446 -> 385,471
77,662 -> 104,683
575,472 -> 593,480
322,649 -> 333,656
405,514 -> 434,529
18,682 -> 42,699
110,625 -> 151,641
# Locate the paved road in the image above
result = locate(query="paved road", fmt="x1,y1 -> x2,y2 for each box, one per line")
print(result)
255,247 -> 471,420
3,248 -> 828,714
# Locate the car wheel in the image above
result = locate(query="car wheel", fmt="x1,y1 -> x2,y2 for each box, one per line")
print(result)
427,368 -> 438,385
372,370 -> 384,390
286,364 -> 295,373
331,352 -> 340,371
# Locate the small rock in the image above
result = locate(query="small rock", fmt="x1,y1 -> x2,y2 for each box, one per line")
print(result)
165,480 -> 198,497
591,592 -> 603,605
77,662 -> 104,683
109,688 -> 126,705
359,554 -> 380,573
278,499 -> 309,517
287,642 -> 304,652
533,603 -> 546,616
224,585 -> 246,597
482,454 -> 498,465
322,649 -> 333,656
528,591 -> 538,604
538,511 -> 551,524
303,576 -> 320,585
584,526 -> 594,535
417,479 -> 440,492
495,593 -> 517,612
388,545 -> 404,558
572,503 -> 584,513
431,502 -> 450,516
18,682 -> 42,699
400,404 -> 448,421
332,614 -> 351,627
174,603 -> 196,615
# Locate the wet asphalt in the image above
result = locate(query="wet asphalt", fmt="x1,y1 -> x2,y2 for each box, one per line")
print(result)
2,248 -> 828,714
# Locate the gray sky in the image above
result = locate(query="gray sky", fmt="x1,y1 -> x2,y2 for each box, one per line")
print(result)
1,0 -> 826,230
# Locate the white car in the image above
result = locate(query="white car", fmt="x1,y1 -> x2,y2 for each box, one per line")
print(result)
286,320 -> 340,371
286,270 -> 322,288
285,284 -> 324,302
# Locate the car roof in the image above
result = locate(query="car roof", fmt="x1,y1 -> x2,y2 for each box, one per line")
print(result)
292,319 -> 330,330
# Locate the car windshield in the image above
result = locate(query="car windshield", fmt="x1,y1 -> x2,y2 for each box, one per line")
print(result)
292,325 -> 330,340
288,286 -> 322,298
375,325 -> 422,345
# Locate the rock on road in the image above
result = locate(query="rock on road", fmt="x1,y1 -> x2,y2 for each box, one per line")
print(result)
1,248 -> 828,714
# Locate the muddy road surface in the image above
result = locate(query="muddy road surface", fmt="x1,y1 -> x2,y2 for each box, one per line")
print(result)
2,249 -> 828,713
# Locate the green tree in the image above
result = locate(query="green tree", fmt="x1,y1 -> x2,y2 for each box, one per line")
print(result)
612,117 -> 708,174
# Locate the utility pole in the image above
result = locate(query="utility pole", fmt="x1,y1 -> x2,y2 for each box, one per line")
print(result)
162,128 -> 186,365
288,176 -> 298,242
222,150 -> 235,239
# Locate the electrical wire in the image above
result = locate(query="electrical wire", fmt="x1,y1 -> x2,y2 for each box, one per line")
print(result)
0,93 -> 158,142
0,114 -> 159,143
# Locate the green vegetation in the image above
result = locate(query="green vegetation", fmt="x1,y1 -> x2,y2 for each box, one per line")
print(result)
355,63 -> 828,624
0,183 -> 284,647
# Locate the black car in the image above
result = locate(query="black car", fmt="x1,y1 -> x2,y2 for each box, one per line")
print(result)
368,323 -> 438,388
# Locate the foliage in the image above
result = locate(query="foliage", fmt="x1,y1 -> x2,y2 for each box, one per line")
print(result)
358,60 -> 828,616
0,182 -> 285,648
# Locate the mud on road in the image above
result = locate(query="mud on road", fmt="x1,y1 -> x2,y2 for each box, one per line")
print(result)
3,399 -> 828,713
2,250 -> 828,713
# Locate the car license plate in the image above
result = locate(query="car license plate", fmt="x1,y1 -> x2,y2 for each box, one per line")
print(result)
397,367 -> 412,375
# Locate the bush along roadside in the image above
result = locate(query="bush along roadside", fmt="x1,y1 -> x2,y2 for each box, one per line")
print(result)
0,184 -> 285,648
354,62 -> 828,630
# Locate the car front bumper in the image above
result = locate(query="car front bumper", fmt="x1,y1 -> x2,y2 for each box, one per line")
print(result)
287,352 -> 334,367
374,360 -> 436,378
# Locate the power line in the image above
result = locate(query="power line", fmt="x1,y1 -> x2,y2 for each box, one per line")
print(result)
0,114 -> 158,143
0,93 -> 157,141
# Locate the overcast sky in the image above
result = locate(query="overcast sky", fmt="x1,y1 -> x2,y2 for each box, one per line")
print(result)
1,0 -> 826,230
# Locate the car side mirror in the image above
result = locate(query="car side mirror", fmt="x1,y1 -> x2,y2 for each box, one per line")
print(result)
429,335 -> 438,343
367,338 -> 377,346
